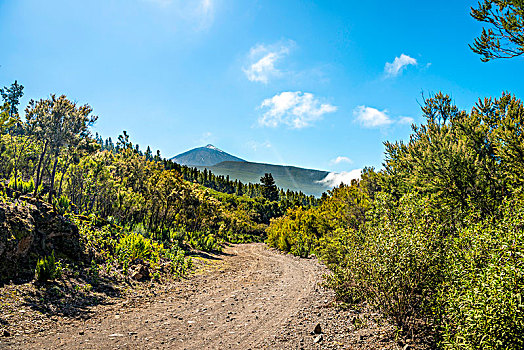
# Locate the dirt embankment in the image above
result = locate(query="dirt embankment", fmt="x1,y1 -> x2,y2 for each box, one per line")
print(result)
2,244 -> 405,350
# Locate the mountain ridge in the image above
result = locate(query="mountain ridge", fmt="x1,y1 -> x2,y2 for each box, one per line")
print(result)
196,160 -> 330,197
170,144 -> 245,167
170,145 -> 331,196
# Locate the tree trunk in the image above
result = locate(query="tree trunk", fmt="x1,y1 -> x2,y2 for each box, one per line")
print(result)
9,132 -> 19,190
57,163 -> 69,197
34,140 -> 48,196
48,152 -> 59,202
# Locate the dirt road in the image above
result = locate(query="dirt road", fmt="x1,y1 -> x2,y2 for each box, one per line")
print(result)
5,244 -> 327,349
4,243 -> 406,350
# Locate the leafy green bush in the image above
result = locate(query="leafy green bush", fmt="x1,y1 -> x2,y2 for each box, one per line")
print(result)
169,227 -> 186,247
35,251 -> 57,282
8,176 -> 35,194
166,247 -> 192,276
53,194 -> 71,215
88,259 -> 100,284
186,230 -> 221,252
437,199 -> 524,349
266,206 -> 321,258
115,232 -> 157,263
325,193 -> 449,332
320,227 -> 366,303
225,230 -> 263,244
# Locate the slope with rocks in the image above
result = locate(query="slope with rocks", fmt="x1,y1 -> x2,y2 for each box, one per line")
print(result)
0,195 -> 82,282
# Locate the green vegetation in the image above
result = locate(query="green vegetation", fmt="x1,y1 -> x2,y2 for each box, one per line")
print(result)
35,251 -> 57,283
266,92 -> 524,348
0,81 -> 314,285
195,160 -> 330,197
3,3 -> 524,342
471,0 -> 524,61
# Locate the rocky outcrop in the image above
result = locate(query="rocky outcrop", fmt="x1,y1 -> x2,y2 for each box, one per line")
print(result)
0,196 -> 82,282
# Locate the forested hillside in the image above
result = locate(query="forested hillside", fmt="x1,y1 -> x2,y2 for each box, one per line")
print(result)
196,160 -> 330,197
0,84 -> 316,285
2,1 -> 524,348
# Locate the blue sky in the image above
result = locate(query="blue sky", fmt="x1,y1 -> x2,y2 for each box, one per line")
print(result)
1,0 -> 523,184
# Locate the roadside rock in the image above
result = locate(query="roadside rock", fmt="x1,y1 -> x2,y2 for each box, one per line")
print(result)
131,264 -> 150,281
0,196 -> 81,282
313,323 -> 322,334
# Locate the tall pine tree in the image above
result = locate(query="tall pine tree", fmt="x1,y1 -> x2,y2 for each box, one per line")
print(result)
260,173 -> 278,201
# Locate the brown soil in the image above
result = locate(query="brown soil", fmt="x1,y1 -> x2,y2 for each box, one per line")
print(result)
1,243 -> 413,349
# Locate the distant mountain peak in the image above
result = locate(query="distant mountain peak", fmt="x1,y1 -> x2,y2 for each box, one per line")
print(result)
170,145 -> 245,167
205,144 -> 222,152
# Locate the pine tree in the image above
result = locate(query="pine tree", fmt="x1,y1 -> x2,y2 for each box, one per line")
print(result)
471,0 -> 524,61
145,146 -> 153,160
0,80 -> 24,120
260,173 -> 278,201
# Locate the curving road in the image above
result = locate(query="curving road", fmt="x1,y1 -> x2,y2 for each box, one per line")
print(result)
9,243 -> 326,350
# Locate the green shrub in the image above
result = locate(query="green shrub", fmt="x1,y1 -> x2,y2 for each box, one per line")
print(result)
166,247 -> 192,276
320,228 -> 366,303
115,232 -> 155,263
437,199 -> 524,349
169,227 -> 186,247
54,260 -> 63,279
53,194 -> 71,215
266,206 -> 321,258
8,176 -> 35,194
89,259 -> 100,284
35,251 -> 57,282
327,193 -> 449,332
186,230 -> 221,252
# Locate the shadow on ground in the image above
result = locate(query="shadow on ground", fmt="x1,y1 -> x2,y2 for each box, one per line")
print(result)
21,276 -> 122,319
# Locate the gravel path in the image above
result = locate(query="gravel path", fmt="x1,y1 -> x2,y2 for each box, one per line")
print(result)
3,243 -> 410,349
4,244 -> 323,349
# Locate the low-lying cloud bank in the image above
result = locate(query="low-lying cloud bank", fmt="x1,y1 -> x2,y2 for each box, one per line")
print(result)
317,169 -> 362,188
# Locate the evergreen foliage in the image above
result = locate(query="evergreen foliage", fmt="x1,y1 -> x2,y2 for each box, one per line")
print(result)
0,80 -> 318,287
470,0 -> 524,61
260,173 -> 278,201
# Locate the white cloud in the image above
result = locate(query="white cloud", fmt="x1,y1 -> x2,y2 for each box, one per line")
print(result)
384,54 -> 417,77
353,105 -> 392,128
200,131 -> 215,144
243,41 -> 293,83
398,116 -> 415,125
196,0 -> 214,29
144,0 -> 215,30
317,169 -> 362,188
259,91 -> 337,129
330,156 -> 353,165
248,140 -> 272,151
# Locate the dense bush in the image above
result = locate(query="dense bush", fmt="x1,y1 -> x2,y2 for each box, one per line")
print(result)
266,93 -> 524,347
35,251 -> 57,282
76,215 -> 192,278
361,193 -> 448,329
266,206 -> 322,258
186,230 -> 221,252
116,232 -> 158,264
437,198 -> 524,349
322,193 -> 448,330
266,179 -> 373,258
